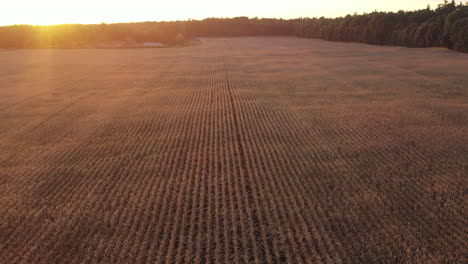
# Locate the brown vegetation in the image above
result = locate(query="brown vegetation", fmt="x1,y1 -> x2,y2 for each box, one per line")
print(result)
0,37 -> 467,263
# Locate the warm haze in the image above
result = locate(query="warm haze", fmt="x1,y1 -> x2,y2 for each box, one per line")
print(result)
1,0 -> 467,263
1,0 -> 448,25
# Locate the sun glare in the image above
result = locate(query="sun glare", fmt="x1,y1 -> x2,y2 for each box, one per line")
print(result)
1,0 -> 445,26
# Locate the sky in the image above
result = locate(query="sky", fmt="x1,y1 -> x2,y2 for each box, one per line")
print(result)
0,0 -> 448,26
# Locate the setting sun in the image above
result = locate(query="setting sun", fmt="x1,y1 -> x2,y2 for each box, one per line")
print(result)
1,0 -> 445,25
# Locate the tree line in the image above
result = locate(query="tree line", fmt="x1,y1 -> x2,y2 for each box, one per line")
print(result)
294,1 -> 468,52
0,1 -> 466,52
0,22 -> 190,48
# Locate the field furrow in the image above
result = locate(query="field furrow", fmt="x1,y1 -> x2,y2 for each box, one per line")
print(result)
1,37 -> 466,263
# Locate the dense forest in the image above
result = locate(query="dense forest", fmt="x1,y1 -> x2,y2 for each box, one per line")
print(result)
294,1 -> 468,52
0,1 -> 467,52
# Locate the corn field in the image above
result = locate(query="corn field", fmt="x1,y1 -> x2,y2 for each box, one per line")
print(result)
0,37 -> 467,263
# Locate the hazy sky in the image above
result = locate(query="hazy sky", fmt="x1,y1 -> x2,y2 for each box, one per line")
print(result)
0,0 -> 448,26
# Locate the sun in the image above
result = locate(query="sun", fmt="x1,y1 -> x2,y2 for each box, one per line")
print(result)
1,0 -> 229,26
0,0 -> 449,26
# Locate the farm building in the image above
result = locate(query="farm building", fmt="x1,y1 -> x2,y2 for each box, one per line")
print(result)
143,42 -> 164,47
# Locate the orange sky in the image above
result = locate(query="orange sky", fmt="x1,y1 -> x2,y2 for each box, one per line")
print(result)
0,0 -> 447,26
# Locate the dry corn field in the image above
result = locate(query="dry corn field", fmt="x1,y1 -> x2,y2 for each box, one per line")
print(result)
0,37 -> 467,263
